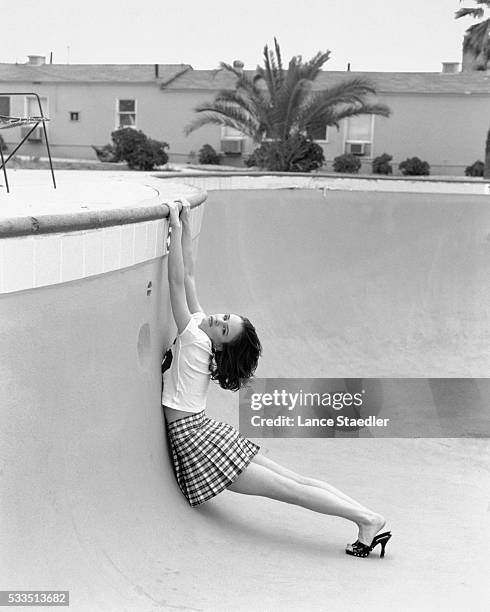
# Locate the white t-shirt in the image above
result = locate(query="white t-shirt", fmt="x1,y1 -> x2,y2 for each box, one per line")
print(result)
161,312 -> 212,413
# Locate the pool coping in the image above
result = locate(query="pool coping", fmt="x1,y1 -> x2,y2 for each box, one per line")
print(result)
0,200 -> 202,238
152,171 -> 490,197
1,168 -> 488,240
0,174 -> 206,238
155,169 -> 490,186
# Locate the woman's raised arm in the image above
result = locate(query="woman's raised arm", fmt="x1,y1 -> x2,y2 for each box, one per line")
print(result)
166,201 -> 191,334
179,199 -> 204,315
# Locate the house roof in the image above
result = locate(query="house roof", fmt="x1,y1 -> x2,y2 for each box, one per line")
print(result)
161,68 -> 490,95
0,62 -> 489,94
0,63 -> 192,84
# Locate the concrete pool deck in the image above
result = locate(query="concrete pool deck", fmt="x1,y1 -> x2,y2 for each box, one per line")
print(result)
1,170 -> 489,611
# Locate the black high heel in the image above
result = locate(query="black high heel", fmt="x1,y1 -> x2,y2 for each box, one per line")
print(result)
371,532 -> 392,558
345,532 -> 392,558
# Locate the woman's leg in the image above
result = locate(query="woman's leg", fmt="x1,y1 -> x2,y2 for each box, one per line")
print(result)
253,453 -> 372,513
227,459 -> 385,545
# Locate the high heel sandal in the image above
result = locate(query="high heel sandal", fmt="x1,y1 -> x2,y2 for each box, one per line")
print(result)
345,531 -> 392,558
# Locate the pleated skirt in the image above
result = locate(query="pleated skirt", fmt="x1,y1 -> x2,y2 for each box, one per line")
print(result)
166,410 -> 261,507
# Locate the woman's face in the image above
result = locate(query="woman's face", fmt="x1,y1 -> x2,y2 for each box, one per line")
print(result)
199,313 -> 243,348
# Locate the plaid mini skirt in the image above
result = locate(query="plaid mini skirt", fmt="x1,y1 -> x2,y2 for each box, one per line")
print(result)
166,410 -> 260,507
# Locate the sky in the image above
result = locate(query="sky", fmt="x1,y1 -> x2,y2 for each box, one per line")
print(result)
1,0 -> 476,72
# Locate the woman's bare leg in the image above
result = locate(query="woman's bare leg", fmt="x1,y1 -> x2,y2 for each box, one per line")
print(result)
253,453 -> 372,513
227,460 -> 385,546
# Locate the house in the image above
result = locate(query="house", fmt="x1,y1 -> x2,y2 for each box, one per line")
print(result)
1,55 -> 489,175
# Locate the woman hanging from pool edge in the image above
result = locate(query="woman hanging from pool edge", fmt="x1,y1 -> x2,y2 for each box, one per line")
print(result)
161,199 -> 392,559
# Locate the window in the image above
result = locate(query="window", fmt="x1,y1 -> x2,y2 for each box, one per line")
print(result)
116,99 -> 136,129
221,126 -> 245,139
26,95 -> 48,118
344,114 -> 374,156
70,112 -> 80,121
24,96 -> 48,140
220,126 -> 246,154
19,96 -> 48,141
0,96 -> 11,117
307,122 -> 329,142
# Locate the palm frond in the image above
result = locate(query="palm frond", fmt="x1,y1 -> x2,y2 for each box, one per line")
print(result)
214,89 -> 264,119
259,44 -> 281,104
219,62 -> 263,98
184,102 -> 261,139
280,50 -> 331,94
272,49 -> 329,137
213,89 -> 272,136
462,18 -> 490,52
296,79 -> 390,133
343,102 -> 391,119
318,77 -> 378,97
184,112 -> 261,140
281,79 -> 314,137
456,7 -> 485,19
298,50 -> 332,81
267,54 -> 309,137
322,102 -> 391,128
294,78 -> 380,127
273,37 -> 284,74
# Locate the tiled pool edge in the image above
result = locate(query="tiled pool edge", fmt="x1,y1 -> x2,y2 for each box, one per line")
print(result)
0,179 -> 206,294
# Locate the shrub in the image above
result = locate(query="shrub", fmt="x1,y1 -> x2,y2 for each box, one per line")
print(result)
0,134 -> 7,152
332,153 -> 362,174
109,128 -> 169,170
398,156 -> 430,176
465,160 -> 484,177
198,144 -> 221,165
111,128 -> 148,162
125,138 -> 169,171
245,150 -> 259,168
92,144 -> 117,162
372,153 -> 393,175
246,135 -> 324,172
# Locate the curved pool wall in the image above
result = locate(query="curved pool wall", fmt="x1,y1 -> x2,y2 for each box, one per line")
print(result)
159,172 -> 490,378
0,174 -> 206,602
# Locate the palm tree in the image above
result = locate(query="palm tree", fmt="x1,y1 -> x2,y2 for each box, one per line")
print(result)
456,0 -> 490,70
456,2 -> 490,177
185,39 -> 391,171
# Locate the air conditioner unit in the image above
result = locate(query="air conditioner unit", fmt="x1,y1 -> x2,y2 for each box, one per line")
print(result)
221,138 -> 243,154
20,126 -> 43,142
346,142 -> 369,156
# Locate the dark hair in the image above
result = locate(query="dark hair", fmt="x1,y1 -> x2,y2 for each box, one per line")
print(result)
209,316 -> 262,392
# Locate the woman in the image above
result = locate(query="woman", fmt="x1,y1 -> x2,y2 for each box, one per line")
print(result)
162,200 -> 391,559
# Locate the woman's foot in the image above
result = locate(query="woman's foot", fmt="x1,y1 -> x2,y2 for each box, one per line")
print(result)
349,512 -> 386,549
345,529 -> 392,558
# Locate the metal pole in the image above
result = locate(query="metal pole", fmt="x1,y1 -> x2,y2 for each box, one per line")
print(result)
34,93 -> 56,189
0,140 -> 10,193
